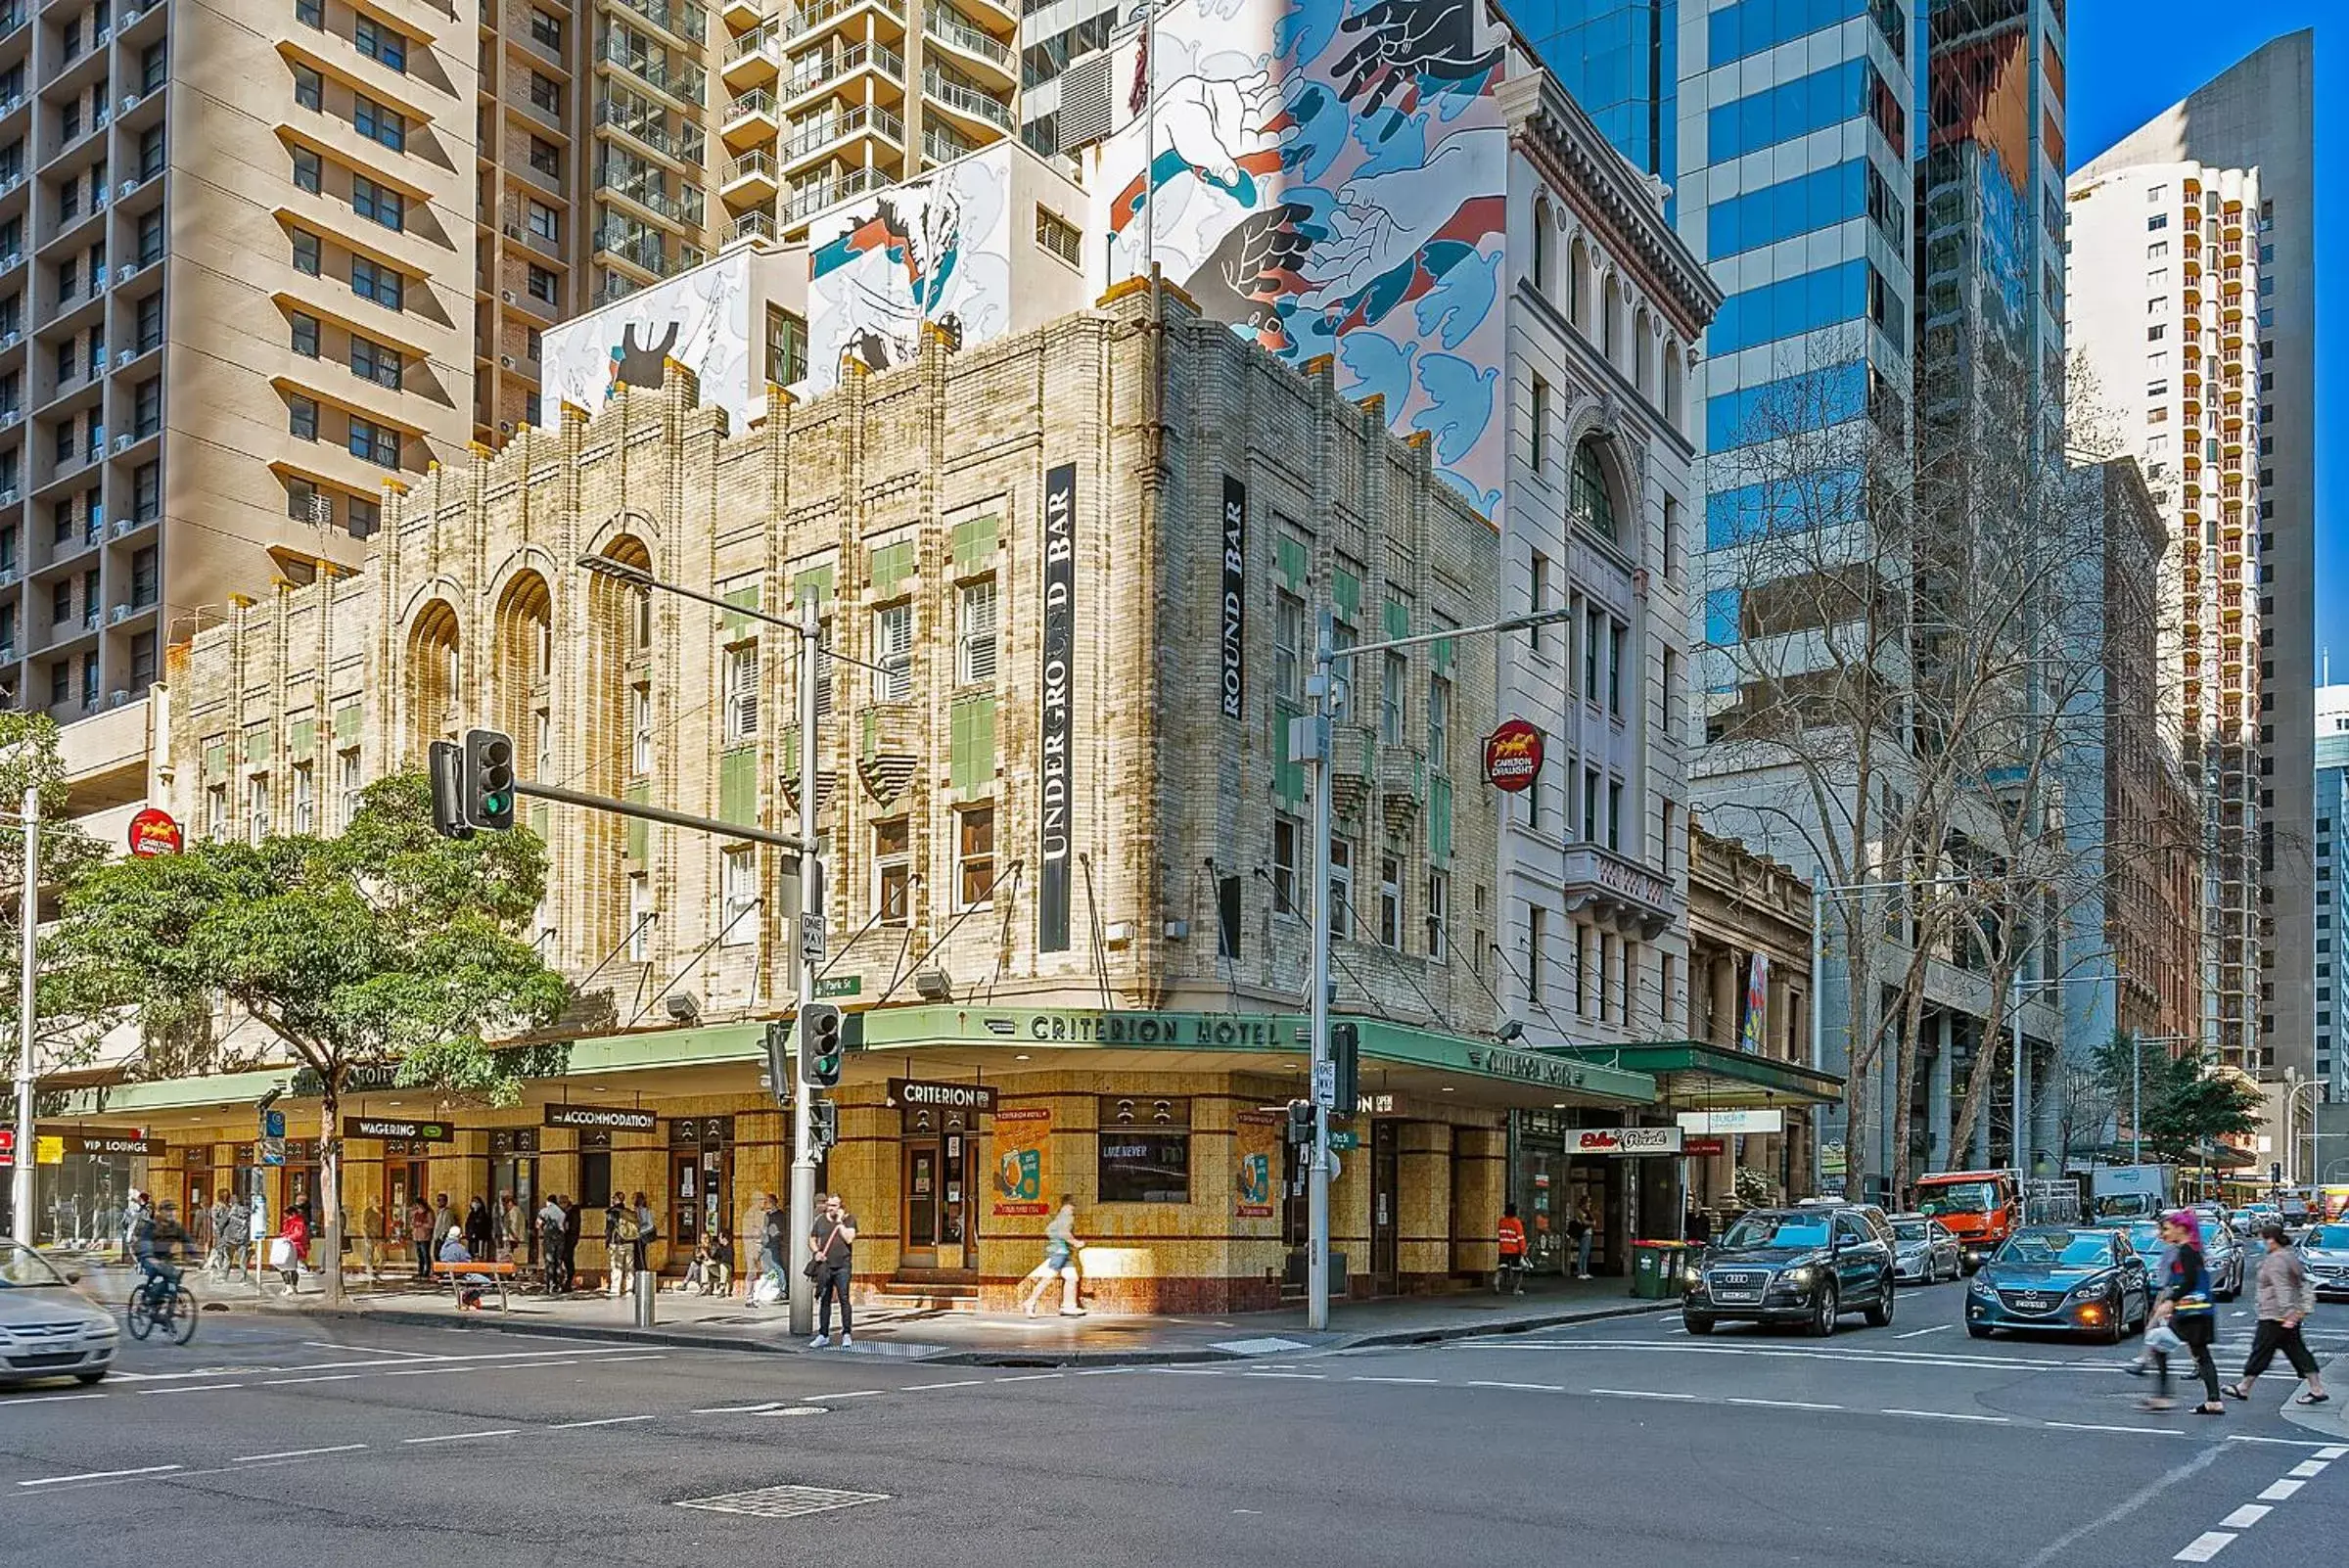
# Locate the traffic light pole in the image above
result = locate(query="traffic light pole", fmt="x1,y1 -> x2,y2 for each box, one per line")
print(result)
788,598 -> 822,1337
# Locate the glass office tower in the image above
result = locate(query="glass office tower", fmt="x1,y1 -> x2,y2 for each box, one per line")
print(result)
1509,1 -> 1677,184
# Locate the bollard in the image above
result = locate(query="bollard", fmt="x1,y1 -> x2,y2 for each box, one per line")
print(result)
633,1270 -> 658,1326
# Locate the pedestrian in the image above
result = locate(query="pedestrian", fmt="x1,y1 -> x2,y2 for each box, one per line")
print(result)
357,1198 -> 384,1285
497,1194 -> 524,1263
248,1191 -> 271,1281
758,1192 -> 787,1305
438,1225 -> 486,1311
536,1194 -> 568,1293
432,1192 -> 457,1251
2141,1209 -> 2225,1415
605,1195 -> 635,1296
807,1191 -> 857,1348
1684,1204 -> 1713,1248
631,1191 -> 658,1281
561,1196 -> 582,1291
1496,1202 -> 1528,1295
225,1193 -> 252,1278
275,1203 -> 310,1295
1569,1200 -> 1594,1280
463,1196 -> 494,1260
2223,1222 -> 2329,1407
1017,1196 -> 1087,1317
207,1194 -> 234,1276
707,1227 -> 734,1297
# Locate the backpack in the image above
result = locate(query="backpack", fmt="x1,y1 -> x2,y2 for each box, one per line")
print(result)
613,1212 -> 643,1244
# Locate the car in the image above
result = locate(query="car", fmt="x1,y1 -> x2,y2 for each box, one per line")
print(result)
1965,1225 -> 2153,1343
2300,1222 -> 2349,1300
2201,1222 -> 2246,1302
1890,1213 -> 1962,1283
2233,1202 -> 2280,1237
0,1239 -> 117,1387
1683,1203 -> 1898,1337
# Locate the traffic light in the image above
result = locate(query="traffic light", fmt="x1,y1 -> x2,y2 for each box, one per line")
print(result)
1285,1099 -> 1315,1146
464,727 -> 517,831
428,740 -> 470,840
1330,1022 -> 1359,1118
762,1019 -> 793,1104
798,1001 -> 845,1087
809,1099 -> 840,1155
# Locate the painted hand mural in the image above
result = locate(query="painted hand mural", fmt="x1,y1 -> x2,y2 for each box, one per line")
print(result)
806,150 -> 1013,393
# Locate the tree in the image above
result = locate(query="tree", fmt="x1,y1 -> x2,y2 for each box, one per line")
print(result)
0,713 -> 112,1081
46,771 -> 567,1305
2138,1047 -> 2262,1170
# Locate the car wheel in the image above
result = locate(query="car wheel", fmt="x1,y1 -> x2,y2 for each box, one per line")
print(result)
1967,1322 -> 1995,1339
1683,1314 -> 1715,1336
1809,1282 -> 1839,1338
2103,1302 -> 2128,1345
1865,1276 -> 1895,1328
73,1369 -> 107,1386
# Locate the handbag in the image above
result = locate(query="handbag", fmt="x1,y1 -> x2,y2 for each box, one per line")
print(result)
2143,1322 -> 2186,1356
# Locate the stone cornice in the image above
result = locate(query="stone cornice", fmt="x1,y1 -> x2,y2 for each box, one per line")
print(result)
1500,69 -> 1722,341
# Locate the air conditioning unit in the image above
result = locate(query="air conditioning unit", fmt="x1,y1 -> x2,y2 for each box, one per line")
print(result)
95,23 -> 110,42
0,487 -> 15,504
110,604 -> 129,624
498,420 -> 514,434
503,223 -> 522,239
120,94 -> 140,114
115,348 -> 132,367
499,354 -> 515,369
118,260 -> 141,280
112,518 -> 131,536
119,180 -> 136,199
500,290 -> 516,303
0,95 -> 19,115
109,689 -> 129,708
1,331 -> 16,346
0,175 -> 18,195
0,253 -> 20,269
0,411 -> 19,429
0,571 -> 15,588
115,434 -> 131,452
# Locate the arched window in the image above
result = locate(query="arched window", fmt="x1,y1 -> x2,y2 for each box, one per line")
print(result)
1569,437 -> 1618,543
1568,237 -> 1590,329
1602,275 -> 1622,363
404,599 -> 462,759
1531,198 -> 1552,297
492,569 -> 554,769
1663,338 -> 1685,428
1633,307 -> 1653,394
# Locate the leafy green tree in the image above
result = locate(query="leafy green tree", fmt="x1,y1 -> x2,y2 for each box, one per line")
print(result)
2137,1045 -> 2262,1170
0,713 -> 112,1079
47,771 -> 567,1304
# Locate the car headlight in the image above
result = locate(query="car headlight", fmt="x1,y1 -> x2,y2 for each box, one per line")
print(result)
83,1319 -> 117,1337
2065,1272 -> 2115,1301
1969,1273 -> 1996,1298
1781,1266 -> 1814,1287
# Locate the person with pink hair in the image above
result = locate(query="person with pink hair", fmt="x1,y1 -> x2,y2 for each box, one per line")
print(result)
2141,1209 -> 2224,1414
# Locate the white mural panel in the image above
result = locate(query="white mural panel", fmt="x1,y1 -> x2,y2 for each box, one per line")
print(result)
543,254 -> 758,431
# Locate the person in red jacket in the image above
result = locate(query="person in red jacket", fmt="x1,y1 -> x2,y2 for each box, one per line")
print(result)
1497,1204 -> 1528,1296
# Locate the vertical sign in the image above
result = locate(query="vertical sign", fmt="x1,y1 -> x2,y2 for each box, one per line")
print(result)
1220,475 -> 1247,721
991,1106 -> 1052,1217
1038,463 -> 1078,952
1234,1110 -> 1281,1218
1740,953 -> 1769,1055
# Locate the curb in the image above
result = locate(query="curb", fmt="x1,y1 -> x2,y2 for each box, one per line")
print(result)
1332,1296 -> 1678,1353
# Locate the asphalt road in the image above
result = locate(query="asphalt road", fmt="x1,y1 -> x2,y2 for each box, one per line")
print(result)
4,1278 -> 2345,1567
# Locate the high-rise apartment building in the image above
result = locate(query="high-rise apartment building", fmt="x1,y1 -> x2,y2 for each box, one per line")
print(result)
2314,684 -> 2349,1099
0,0 -> 478,717
2070,31 -> 2317,1097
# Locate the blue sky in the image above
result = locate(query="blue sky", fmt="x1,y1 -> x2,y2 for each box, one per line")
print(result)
2065,5 -> 2339,670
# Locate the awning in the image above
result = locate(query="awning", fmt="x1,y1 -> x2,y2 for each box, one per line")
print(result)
1540,1039 -> 1843,1110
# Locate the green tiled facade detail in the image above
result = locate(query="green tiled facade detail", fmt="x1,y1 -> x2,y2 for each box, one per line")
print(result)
794,565 -> 835,607
1331,569 -> 1360,623
334,703 -> 361,742
531,805 -> 550,838
869,540 -> 914,601
203,740 -> 227,781
1428,775 -> 1453,865
290,718 -> 316,758
625,780 -> 651,862
949,695 -> 996,793
244,727 -> 271,768
1272,699 -> 1304,805
950,515 -> 999,574
1275,534 -> 1308,590
1431,635 -> 1455,675
719,747 -> 759,825
721,580 -> 762,639
779,725 -> 801,780
1383,599 -> 1409,640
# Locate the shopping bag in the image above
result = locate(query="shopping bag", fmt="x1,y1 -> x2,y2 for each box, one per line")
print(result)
2143,1323 -> 2186,1356
268,1237 -> 295,1269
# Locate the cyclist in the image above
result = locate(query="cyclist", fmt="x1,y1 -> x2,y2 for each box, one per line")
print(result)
133,1199 -> 191,1315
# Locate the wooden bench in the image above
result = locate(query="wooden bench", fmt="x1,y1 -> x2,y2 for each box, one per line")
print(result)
431,1259 -> 519,1312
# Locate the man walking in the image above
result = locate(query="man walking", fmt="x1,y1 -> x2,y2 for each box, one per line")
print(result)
432,1192 -> 457,1255
1569,1199 -> 1595,1280
2224,1222 -> 2329,1407
499,1193 -> 527,1264
807,1191 -> 857,1348
605,1195 -> 635,1296
407,1199 -> 434,1282
759,1192 -> 787,1304
537,1194 -> 568,1293
1496,1203 -> 1528,1295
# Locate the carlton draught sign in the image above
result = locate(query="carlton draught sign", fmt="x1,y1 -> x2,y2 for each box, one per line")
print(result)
127,807 -> 183,857
1484,718 -> 1544,793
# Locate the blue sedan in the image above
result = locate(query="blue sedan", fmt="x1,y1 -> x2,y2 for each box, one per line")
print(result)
1964,1227 -> 2154,1343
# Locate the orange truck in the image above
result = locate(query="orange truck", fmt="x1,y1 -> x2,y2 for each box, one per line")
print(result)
1912,1169 -> 2023,1271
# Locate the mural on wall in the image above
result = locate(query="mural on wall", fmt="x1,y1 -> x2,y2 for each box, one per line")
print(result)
1089,0 -> 1512,513
542,254 -> 758,431
805,146 -> 1016,394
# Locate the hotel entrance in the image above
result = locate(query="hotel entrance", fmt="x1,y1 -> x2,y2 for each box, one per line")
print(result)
896,1082 -> 991,1279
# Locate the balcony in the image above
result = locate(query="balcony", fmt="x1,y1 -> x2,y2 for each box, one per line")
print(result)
721,0 -> 771,27
923,8 -> 1013,85
720,149 -> 778,203
609,0 -> 705,46
923,124 -> 975,167
592,218 -> 706,281
596,98 -> 708,168
1557,844 -> 1678,940
922,68 -> 1010,135
600,174 -> 706,231
778,102 -> 902,173
784,0 -> 905,46
596,35 -> 707,109
721,88 -> 779,149
728,208 -> 776,245
782,40 -> 904,107
781,165 -> 879,227
722,21 -> 782,91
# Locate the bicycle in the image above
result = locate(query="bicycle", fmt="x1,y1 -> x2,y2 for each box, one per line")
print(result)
125,1273 -> 199,1346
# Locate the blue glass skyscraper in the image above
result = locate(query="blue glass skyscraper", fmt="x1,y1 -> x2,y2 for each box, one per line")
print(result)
1509,1 -> 1679,184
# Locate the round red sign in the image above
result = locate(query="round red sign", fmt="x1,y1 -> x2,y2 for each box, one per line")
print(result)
127,807 -> 184,858
1484,718 -> 1545,793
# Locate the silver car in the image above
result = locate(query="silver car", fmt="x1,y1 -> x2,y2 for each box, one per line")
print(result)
2301,1222 -> 2349,1301
1891,1214 -> 1962,1283
0,1239 -> 117,1387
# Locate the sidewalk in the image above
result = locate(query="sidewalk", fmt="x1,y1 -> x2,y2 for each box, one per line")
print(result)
104,1263 -> 1674,1365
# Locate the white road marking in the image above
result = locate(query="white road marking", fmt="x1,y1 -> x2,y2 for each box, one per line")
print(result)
1240,1371 -> 1324,1379
990,1373 -> 1065,1383
1896,1325 -> 1952,1339
143,1383 -> 244,1396
2318,1447 -> 2349,1460
400,1429 -> 518,1445
233,1445 -> 368,1463
300,1341 -> 428,1357
2043,1422 -> 2186,1437
7,1392 -> 106,1404
2255,1480 -> 2302,1502
2226,1435 -> 2340,1450
1464,1341 -> 2119,1373
2218,1505 -> 2270,1529
1589,1389 -> 1698,1402
261,1373 -> 365,1385
901,1380 -> 987,1391
2174,1531 -> 2235,1562
1351,1376 -> 1442,1385
591,1354 -> 668,1363
2021,1443 -> 2234,1568
1152,1367 -> 1228,1376
549,1415 -> 657,1430
1463,1380 -> 1565,1392
19,1464 -> 180,1488
694,1402 -> 785,1414
1880,1409 -> 2007,1424
1726,1398 -> 1843,1411
2285,1459 -> 2328,1478
811,1390 -> 884,1399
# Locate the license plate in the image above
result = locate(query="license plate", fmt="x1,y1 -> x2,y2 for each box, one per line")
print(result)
1712,1290 -> 1762,1305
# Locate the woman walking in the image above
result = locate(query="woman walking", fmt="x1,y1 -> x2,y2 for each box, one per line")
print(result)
2223,1222 -> 2329,1407
1018,1196 -> 1087,1317
463,1196 -> 494,1261
2141,1209 -> 2225,1415
274,1203 -> 311,1295
407,1199 -> 434,1281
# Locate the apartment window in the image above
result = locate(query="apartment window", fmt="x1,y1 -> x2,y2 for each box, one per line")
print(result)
292,229 -> 321,275
955,577 -> 996,685
1035,206 -> 1081,268
1274,590 -> 1305,700
352,177 -> 402,231
763,304 -> 806,387
1378,855 -> 1402,948
289,761 -> 315,834
49,581 -> 69,624
288,393 -> 319,440
526,200 -> 559,243
526,264 -> 557,303
1582,765 -> 1599,842
1606,780 -> 1623,851
347,496 -> 379,538
296,0 -> 322,25
350,334 -> 400,390
136,293 -> 162,352
529,72 -> 560,115
1328,834 -> 1354,940
293,146 -> 321,193
1528,375 -> 1549,476
133,461 -> 160,521
1608,623 -> 1627,715
204,782 -> 228,840
956,806 -> 994,908
874,817 -> 911,925
1427,673 -> 1451,773
247,773 -> 273,844
59,181 -> 78,224
719,848 -> 758,945
626,684 -> 654,773
2147,212 -> 2167,231
627,873 -> 654,960
353,96 -> 404,152
136,210 -> 163,268
530,8 -> 562,49
871,600 -> 912,701
2146,323 -> 2165,342
346,416 -> 398,467
53,420 -> 75,465
721,641 -> 760,740
1376,649 -> 1406,745
138,126 -> 164,180
354,18 -> 407,73
290,311 -> 319,356
349,257 -> 402,311
1583,607 -> 1601,700
1527,552 -> 1551,660
47,663 -> 66,708
56,257 -> 76,300
1425,869 -> 1449,962
130,545 -> 158,607
526,328 -> 542,361
528,137 -> 560,179
293,64 -> 322,112
1662,494 -> 1681,580
525,392 -> 542,425
52,341 -> 72,390
1526,905 -> 1546,1004
141,43 -> 165,94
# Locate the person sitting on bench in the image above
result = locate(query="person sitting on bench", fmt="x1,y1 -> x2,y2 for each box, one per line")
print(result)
438,1229 -> 488,1311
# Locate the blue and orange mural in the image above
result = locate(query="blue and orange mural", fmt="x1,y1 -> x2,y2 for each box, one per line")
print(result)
1090,0 -> 1512,514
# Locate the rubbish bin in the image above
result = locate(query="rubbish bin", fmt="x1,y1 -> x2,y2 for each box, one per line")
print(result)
1631,1240 -> 1693,1299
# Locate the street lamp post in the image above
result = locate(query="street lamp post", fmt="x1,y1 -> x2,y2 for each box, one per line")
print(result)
1298,600 -> 1576,1332
2283,1077 -> 2321,1192
9,774 -> 34,1244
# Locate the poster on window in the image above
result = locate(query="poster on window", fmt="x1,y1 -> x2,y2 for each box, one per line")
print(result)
1740,953 -> 1768,1055
1234,1111 -> 1281,1219
991,1106 -> 1051,1217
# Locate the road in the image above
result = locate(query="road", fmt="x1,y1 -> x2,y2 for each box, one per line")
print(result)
3,1276 -> 2344,1567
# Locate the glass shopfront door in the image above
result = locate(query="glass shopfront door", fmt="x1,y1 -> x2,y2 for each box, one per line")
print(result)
667,1116 -> 733,1257
898,1103 -> 978,1276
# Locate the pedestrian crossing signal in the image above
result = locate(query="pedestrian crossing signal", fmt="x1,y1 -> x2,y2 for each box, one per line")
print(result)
810,1099 -> 839,1155
1330,1022 -> 1359,1118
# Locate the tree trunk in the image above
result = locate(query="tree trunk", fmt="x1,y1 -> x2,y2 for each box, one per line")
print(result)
1948,947 -> 2017,1161
1842,939 -> 1874,1204
1888,949 -> 1933,1203
320,1085 -> 345,1308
